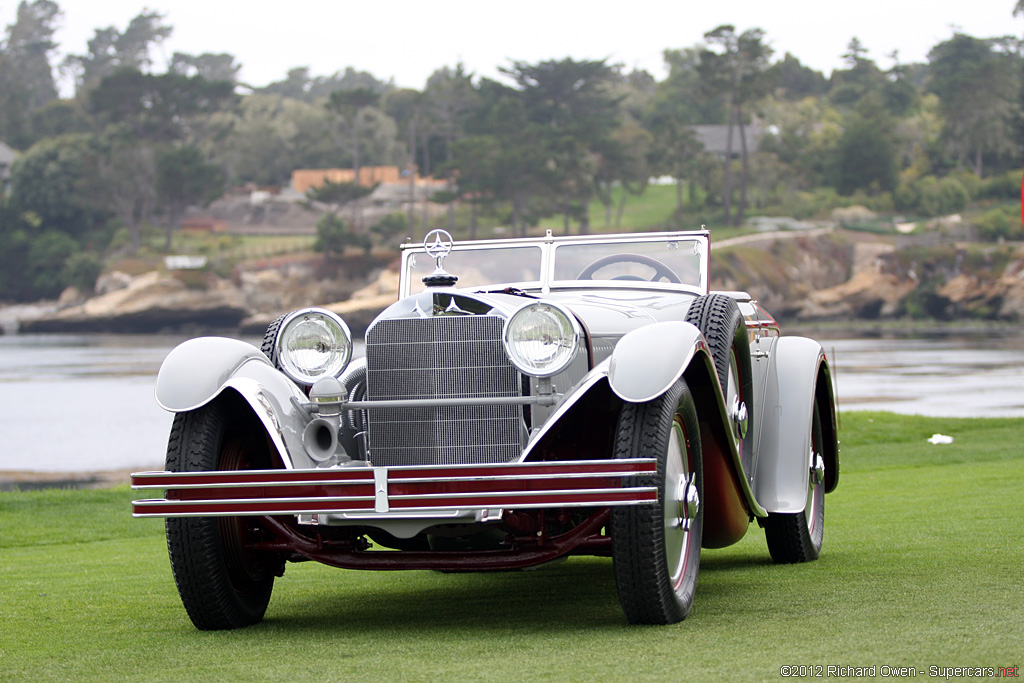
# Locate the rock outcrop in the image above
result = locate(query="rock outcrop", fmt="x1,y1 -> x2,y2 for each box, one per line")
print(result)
21,271 -> 250,333
710,233 -> 1024,323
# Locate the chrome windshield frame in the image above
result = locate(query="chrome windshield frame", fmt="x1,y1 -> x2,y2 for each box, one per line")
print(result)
398,230 -> 710,298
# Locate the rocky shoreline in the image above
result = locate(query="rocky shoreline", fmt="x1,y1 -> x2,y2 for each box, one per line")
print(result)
3,230 -> 1023,337
3,253 -> 398,337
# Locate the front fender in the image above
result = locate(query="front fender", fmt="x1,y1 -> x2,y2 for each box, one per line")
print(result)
155,337 -> 312,469
156,337 -> 272,411
607,321 -> 704,403
754,336 -> 834,513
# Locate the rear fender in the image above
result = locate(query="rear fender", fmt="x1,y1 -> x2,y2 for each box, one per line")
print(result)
155,337 -> 310,469
754,337 -> 839,513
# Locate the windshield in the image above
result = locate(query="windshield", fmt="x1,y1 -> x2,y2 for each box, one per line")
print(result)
401,233 -> 707,296
405,245 -> 543,294
552,239 -> 703,286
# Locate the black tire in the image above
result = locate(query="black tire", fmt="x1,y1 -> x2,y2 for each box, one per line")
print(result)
260,314 -> 287,366
165,397 -> 278,630
610,379 -> 704,625
684,294 -> 754,467
763,399 -> 825,563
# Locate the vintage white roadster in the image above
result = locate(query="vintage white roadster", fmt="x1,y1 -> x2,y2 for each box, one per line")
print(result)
132,229 -> 839,630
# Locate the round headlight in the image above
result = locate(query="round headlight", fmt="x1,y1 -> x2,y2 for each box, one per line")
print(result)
503,302 -> 581,377
275,308 -> 352,385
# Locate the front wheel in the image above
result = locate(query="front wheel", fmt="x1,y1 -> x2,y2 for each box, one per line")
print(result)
164,396 -> 279,630
763,399 -> 826,563
610,379 -> 704,624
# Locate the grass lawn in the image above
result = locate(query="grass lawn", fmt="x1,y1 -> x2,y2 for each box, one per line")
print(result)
1,412 -> 1021,681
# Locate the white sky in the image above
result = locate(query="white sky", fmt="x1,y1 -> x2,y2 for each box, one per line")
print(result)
3,0 -> 1022,94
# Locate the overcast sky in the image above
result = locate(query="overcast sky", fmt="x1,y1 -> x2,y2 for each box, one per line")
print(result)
4,0 -> 1022,93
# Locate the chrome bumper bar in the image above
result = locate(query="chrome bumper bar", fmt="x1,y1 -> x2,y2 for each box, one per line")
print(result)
131,459 -> 658,518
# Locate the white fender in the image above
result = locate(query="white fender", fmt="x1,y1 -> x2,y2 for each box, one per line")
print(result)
155,336 -> 312,469
607,321 -> 705,403
156,337 -> 270,411
753,336 -> 826,513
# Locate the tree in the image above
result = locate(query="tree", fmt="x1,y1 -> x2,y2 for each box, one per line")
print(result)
498,58 -> 622,233
306,179 -> 375,206
829,37 -> 888,107
648,49 -> 721,220
928,33 -> 1020,176
314,213 -> 369,256
8,133 -> 107,235
424,64 -> 479,232
0,0 -> 62,147
834,99 -> 898,194
219,93 -> 333,186
700,25 -> 775,226
597,120 -> 651,228
327,87 -> 380,229
446,134 -> 501,238
768,53 -> 828,100
169,52 -> 241,83
383,88 -> 425,231
85,142 -> 157,253
63,10 -> 172,95
260,66 -> 391,103
156,145 -> 224,250
87,69 -> 237,143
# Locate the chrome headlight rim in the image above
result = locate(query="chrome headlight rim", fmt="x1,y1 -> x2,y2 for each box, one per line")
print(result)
275,307 -> 353,386
502,301 -> 582,378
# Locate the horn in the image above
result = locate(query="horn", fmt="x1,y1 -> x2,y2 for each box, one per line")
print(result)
303,416 -> 339,463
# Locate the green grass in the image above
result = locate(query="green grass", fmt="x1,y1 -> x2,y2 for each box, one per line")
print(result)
1,412 -> 1021,681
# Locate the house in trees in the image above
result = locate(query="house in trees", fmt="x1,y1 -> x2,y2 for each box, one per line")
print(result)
690,124 -> 764,160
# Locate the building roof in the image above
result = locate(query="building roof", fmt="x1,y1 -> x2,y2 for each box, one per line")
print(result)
691,124 -> 764,157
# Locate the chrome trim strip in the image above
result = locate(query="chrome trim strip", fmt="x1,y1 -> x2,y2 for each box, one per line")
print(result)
132,459 -> 657,489
342,395 -> 560,410
131,488 -> 657,518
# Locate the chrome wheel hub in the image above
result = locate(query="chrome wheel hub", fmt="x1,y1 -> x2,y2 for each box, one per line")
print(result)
730,397 -> 748,440
675,473 -> 700,532
810,451 -> 825,487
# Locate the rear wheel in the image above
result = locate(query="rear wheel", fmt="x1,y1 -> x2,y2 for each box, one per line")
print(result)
165,396 -> 279,630
763,399 -> 826,563
611,379 -> 704,624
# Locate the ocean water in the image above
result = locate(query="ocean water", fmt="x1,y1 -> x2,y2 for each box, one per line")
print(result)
1,331 -> 1021,473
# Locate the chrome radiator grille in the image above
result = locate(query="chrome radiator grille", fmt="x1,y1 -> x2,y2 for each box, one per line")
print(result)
364,316 -> 523,467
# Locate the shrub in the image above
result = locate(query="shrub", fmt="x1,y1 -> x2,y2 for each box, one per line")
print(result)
977,170 -> 1023,200
897,175 -> 970,217
61,252 -> 104,293
371,212 -> 410,247
972,205 -> 1021,242
314,213 -> 371,257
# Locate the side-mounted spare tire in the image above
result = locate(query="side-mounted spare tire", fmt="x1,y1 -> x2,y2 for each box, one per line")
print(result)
684,294 -> 755,467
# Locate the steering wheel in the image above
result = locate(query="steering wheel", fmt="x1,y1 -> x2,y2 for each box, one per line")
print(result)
577,253 -> 682,284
